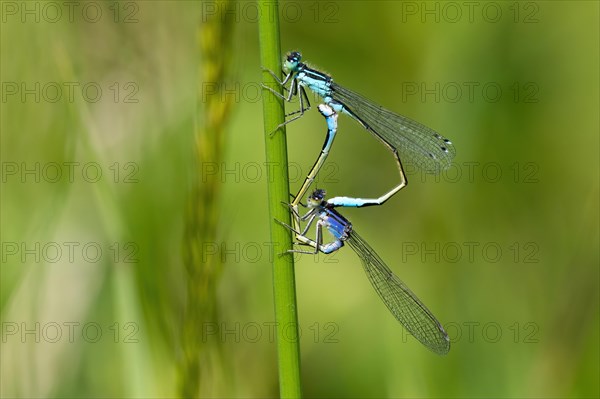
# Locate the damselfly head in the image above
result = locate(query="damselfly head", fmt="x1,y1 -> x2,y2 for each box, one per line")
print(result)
307,188 -> 326,207
283,51 -> 302,72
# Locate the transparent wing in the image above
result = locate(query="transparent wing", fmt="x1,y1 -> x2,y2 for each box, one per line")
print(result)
331,82 -> 456,173
347,230 -> 450,355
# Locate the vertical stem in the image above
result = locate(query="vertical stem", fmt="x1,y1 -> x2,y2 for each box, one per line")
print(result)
258,1 -> 302,397
179,1 -> 234,396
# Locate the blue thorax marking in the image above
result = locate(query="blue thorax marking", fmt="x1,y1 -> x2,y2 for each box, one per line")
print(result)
296,65 -> 332,99
320,206 -> 352,241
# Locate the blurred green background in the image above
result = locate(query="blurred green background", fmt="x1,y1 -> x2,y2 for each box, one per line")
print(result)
1,1 -> 598,398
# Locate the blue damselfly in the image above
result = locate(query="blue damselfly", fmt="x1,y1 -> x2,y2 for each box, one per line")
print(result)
279,188 -> 451,355
264,51 -> 456,208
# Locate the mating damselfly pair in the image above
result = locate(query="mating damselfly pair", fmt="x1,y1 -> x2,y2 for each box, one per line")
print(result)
264,51 -> 455,355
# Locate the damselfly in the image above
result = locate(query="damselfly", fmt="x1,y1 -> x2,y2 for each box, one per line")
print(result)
264,51 -> 456,207
279,188 -> 451,355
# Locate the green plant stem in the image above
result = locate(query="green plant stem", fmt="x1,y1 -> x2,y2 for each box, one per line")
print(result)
258,1 -> 302,397
179,1 -> 234,396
